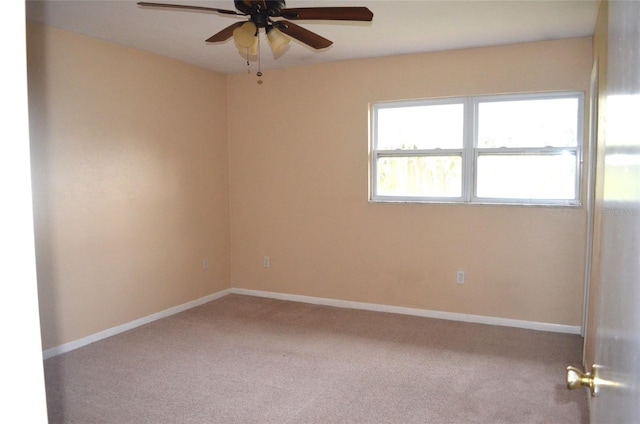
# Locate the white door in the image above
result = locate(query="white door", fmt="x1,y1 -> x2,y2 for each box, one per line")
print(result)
589,0 -> 640,422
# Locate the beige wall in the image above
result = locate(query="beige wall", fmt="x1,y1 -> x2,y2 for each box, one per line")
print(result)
27,23 -> 230,350
28,22 -> 593,351
228,37 -> 593,326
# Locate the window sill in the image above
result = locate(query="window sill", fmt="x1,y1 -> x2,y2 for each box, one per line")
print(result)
369,198 -> 583,208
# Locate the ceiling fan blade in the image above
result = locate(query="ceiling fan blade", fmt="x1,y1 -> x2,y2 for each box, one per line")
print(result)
275,21 -> 332,50
280,7 -> 373,22
206,22 -> 244,42
137,2 -> 242,16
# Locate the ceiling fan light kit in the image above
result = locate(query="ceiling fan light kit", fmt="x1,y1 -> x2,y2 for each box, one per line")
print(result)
233,21 -> 258,53
137,1 -> 373,82
265,26 -> 290,55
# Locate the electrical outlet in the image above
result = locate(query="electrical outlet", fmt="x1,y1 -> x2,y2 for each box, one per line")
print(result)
203,259 -> 209,271
456,271 -> 465,284
263,256 -> 270,268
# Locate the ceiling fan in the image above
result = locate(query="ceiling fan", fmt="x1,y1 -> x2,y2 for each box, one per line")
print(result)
137,1 -> 374,54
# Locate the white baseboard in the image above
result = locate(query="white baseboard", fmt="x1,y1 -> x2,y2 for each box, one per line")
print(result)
231,288 -> 582,335
43,286 -> 581,359
42,288 -> 232,360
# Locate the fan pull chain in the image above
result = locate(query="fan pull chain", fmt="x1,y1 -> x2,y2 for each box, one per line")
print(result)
257,36 -> 263,85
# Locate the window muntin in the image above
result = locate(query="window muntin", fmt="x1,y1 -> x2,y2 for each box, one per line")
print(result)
371,92 -> 583,205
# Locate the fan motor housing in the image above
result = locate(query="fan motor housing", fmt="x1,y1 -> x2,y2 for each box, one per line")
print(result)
234,0 -> 286,16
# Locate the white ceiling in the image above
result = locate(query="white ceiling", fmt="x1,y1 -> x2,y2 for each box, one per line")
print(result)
26,0 -> 599,75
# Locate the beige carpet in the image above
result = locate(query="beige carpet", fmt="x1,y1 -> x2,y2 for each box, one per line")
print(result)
44,294 -> 588,423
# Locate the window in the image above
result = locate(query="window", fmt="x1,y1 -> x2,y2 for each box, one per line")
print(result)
371,92 -> 584,205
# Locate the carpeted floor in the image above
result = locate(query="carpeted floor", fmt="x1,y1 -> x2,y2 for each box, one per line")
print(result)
44,294 -> 588,423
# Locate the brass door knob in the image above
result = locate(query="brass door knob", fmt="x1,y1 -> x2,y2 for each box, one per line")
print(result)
566,366 -> 597,396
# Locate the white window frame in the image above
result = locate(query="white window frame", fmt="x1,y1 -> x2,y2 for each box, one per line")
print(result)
370,91 -> 584,206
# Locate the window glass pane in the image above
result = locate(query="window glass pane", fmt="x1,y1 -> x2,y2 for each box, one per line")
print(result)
478,98 -> 579,148
377,156 -> 462,197
476,154 -> 577,199
377,103 -> 464,150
